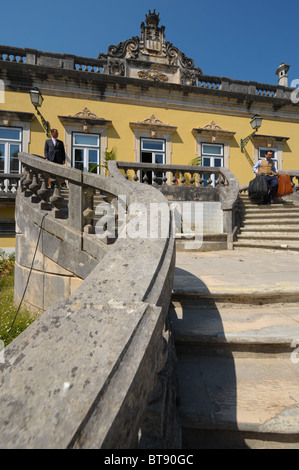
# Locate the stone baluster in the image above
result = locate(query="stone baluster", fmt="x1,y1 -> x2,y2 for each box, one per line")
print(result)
37,172 -> 51,210
142,171 -> 149,184
49,177 -> 66,218
180,171 -> 186,186
0,178 -> 5,193
10,177 -> 19,194
6,178 -> 13,194
171,171 -> 177,185
197,173 -> 204,186
83,186 -> 95,233
207,174 -> 213,186
190,172 -> 195,186
23,167 -> 33,195
162,172 -> 167,185
29,171 -> 41,202
133,170 -> 139,182
20,167 -> 28,191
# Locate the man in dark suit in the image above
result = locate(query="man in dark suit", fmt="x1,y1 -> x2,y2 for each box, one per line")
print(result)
44,129 -> 65,164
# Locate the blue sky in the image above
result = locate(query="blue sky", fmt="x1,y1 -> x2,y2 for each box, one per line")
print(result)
1,0 -> 299,86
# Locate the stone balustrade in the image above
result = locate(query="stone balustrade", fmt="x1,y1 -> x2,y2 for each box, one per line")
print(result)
0,173 -> 20,198
111,161 -> 240,246
0,153 -> 176,448
0,44 -> 294,100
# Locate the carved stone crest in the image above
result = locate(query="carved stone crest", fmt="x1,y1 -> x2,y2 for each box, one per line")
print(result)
137,69 -> 168,82
108,59 -> 125,76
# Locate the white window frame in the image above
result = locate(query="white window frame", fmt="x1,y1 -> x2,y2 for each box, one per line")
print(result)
201,142 -> 224,186
194,135 -> 230,170
72,132 -> 101,173
140,137 -> 166,184
63,124 -> 109,174
257,147 -> 279,170
0,126 -> 23,174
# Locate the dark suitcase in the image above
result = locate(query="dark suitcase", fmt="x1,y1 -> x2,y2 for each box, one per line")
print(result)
248,174 -> 268,203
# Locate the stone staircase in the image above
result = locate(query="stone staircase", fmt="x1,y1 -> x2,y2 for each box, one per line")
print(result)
170,266 -> 299,449
234,193 -> 299,251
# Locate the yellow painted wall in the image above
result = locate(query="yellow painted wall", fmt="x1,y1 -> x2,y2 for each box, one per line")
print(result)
0,236 -> 15,248
2,90 -> 299,188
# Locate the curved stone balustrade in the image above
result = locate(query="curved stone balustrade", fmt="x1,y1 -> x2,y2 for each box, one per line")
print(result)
0,153 -> 176,448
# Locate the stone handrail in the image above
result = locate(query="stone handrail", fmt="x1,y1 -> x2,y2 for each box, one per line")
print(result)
0,153 -> 176,448
110,161 -> 240,240
0,44 -> 295,100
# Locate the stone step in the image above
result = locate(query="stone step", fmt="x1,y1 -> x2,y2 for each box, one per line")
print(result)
238,232 -> 299,240
170,301 -> 299,356
239,225 -> 299,232
242,218 -> 299,225
233,239 -> 299,252
172,250 -> 299,448
244,211 -> 299,218
177,353 -> 299,449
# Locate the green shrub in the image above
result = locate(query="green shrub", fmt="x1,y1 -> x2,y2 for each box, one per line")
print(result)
0,257 -> 39,346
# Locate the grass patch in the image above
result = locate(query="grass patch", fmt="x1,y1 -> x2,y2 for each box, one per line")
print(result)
0,252 -> 39,346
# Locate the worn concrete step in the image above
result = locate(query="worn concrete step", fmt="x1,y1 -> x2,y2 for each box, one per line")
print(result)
239,225 -> 299,232
243,218 -> 299,225
239,200 -> 296,207
172,282 -> 299,305
233,240 -> 299,252
244,212 -> 299,219
178,353 -> 299,448
238,232 -> 299,240
240,206 -> 298,213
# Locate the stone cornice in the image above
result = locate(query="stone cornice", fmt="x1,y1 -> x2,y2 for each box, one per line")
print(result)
250,133 -> 289,143
0,109 -> 35,122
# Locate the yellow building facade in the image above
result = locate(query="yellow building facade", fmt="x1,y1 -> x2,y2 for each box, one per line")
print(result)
0,10 -> 298,249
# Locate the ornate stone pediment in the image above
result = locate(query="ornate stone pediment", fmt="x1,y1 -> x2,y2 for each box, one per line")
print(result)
58,108 -> 112,131
138,114 -> 169,126
100,11 -> 202,84
192,121 -> 235,142
130,114 -> 177,137
202,121 -> 228,132
70,107 -> 104,120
